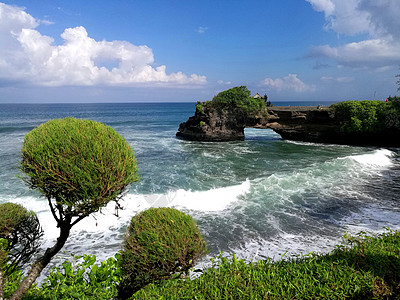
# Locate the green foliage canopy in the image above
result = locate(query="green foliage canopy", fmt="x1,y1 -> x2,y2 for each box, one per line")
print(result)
211,86 -> 251,106
195,86 -> 267,118
20,118 -> 139,222
119,207 -> 207,298
331,100 -> 400,133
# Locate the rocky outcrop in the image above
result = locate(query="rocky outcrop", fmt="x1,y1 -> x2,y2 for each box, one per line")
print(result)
176,104 -> 400,146
176,103 -> 268,142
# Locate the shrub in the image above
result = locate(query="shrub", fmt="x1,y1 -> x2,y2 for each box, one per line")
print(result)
13,117 -> 139,300
331,100 -> 386,133
118,207 -> 207,298
0,203 -> 42,298
204,86 -> 267,117
212,86 -> 251,106
20,118 -> 139,218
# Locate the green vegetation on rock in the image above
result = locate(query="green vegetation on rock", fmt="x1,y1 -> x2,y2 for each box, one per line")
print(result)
331,99 -> 400,133
118,207 -> 207,299
200,86 -> 267,116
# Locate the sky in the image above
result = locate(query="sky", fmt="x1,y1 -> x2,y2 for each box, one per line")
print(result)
0,0 -> 399,103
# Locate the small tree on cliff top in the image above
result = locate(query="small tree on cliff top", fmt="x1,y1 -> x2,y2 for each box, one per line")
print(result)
210,86 -> 267,116
212,86 -> 251,106
12,117 -> 139,300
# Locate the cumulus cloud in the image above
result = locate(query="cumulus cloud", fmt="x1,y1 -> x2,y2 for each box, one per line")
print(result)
263,74 -> 316,92
306,0 -> 400,70
0,3 -> 206,87
309,39 -> 400,69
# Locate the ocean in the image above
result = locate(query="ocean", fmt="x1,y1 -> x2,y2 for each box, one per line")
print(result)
0,102 -> 399,272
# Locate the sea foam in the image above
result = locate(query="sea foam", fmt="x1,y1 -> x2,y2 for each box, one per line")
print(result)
348,149 -> 395,168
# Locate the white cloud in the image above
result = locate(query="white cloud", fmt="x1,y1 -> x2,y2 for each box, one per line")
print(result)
263,74 -> 316,92
306,0 -> 335,16
196,26 -> 208,34
306,0 -> 400,70
0,3 -> 206,87
217,80 -> 232,85
321,76 -> 354,83
310,39 -> 400,69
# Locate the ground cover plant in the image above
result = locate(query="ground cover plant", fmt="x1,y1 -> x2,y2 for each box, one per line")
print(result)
8,117 -> 139,300
133,229 -> 400,299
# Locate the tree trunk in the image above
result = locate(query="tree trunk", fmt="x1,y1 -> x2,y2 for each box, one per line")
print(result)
7,225 -> 71,300
0,269 -> 4,300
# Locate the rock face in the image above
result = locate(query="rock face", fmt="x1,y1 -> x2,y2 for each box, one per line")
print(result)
176,104 -> 268,142
176,104 -> 400,146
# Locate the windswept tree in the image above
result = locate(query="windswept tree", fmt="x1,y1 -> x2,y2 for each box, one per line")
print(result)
0,203 -> 42,299
11,117 -> 139,300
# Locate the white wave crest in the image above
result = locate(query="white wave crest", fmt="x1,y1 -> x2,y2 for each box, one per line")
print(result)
348,149 -> 395,167
1,180 -> 251,241
141,180 -> 251,212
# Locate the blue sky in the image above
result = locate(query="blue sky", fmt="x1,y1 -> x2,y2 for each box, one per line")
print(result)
0,0 -> 399,103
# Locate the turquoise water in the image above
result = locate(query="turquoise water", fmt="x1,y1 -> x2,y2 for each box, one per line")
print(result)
0,102 -> 399,269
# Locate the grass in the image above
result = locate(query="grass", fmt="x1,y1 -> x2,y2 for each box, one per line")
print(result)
133,229 -> 400,299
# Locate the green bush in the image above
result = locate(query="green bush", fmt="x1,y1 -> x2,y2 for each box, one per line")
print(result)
384,97 -> 400,129
0,203 -> 42,276
21,117 -> 139,218
331,100 -> 400,134
211,86 -> 251,106
331,100 -> 387,133
201,86 -> 267,117
118,207 -> 207,299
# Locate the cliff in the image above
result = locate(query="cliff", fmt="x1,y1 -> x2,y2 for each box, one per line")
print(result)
176,104 -> 400,147
176,102 -> 269,142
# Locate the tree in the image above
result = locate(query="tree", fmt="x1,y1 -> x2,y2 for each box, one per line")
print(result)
211,86 -> 252,106
397,71 -> 400,91
118,207 -> 207,299
12,117 -> 139,300
0,203 -> 42,299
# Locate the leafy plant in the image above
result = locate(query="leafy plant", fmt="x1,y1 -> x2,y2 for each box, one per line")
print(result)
196,103 -> 205,115
118,207 -> 207,299
26,254 -> 121,300
12,117 -> 139,300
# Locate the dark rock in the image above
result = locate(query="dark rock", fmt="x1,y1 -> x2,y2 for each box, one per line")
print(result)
176,104 -> 400,146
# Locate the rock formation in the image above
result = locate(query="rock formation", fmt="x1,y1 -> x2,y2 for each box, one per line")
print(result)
176,103 -> 400,147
